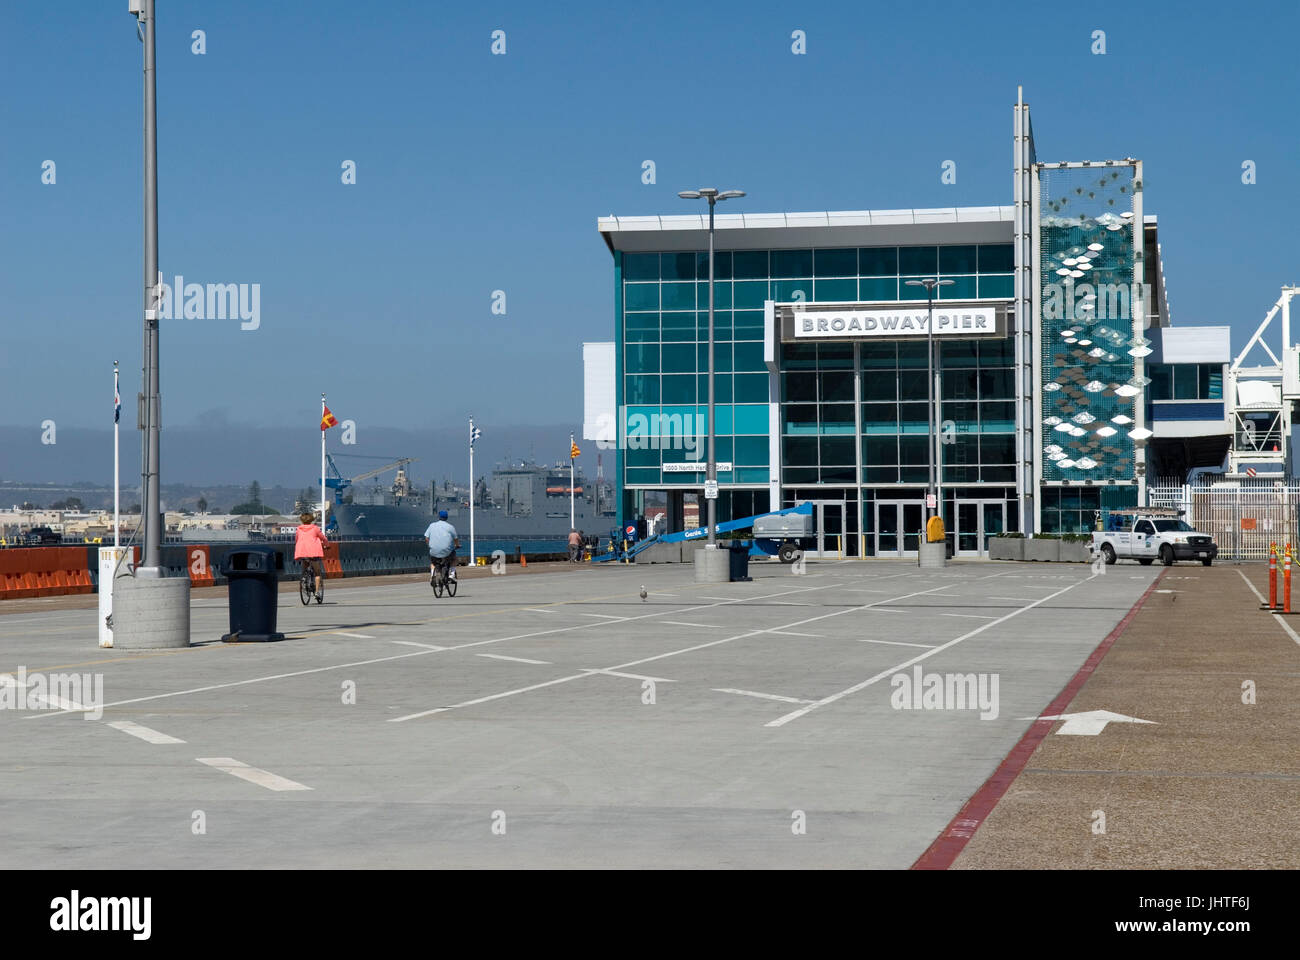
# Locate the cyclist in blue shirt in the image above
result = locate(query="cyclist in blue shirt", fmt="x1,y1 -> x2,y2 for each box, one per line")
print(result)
423,510 -> 460,584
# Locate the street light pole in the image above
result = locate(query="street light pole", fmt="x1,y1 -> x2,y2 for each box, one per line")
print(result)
138,0 -> 162,575
678,188 -> 745,547
905,278 -> 953,524
113,0 -> 189,652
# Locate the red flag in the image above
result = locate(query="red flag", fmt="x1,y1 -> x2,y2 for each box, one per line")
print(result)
321,405 -> 338,431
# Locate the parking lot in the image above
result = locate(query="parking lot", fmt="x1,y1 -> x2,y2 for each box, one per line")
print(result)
0,560 -> 1159,868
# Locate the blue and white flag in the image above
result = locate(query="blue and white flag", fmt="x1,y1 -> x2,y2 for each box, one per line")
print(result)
114,367 -> 121,424
470,422 -> 481,448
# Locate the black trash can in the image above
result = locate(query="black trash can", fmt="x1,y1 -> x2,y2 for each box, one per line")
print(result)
728,540 -> 753,582
221,546 -> 285,642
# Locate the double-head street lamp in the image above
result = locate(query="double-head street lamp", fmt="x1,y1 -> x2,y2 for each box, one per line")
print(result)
904,278 -> 954,524
678,188 -> 745,546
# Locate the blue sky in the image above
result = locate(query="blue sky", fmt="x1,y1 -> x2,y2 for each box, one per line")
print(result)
2,0 -> 1297,453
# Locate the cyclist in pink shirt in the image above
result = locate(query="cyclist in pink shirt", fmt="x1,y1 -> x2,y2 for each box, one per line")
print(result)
294,512 -> 328,597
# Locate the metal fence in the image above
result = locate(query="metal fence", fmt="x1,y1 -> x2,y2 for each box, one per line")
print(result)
1147,478 -> 1300,562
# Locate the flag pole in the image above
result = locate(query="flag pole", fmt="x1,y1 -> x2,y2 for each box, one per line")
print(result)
469,416 -> 476,568
570,432 -> 575,529
114,360 -> 120,548
320,393 -> 327,533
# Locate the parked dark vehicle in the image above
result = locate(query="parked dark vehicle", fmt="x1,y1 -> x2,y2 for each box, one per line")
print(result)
25,526 -> 61,545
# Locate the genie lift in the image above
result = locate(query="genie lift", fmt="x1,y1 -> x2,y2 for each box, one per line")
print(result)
596,501 -> 815,563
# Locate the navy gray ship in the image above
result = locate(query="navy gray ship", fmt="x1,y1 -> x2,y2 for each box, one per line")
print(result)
329,459 -> 615,550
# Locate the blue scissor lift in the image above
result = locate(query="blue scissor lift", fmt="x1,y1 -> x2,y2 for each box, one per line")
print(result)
595,501 -> 814,563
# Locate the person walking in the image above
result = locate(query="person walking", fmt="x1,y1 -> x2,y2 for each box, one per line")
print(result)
568,528 -> 581,563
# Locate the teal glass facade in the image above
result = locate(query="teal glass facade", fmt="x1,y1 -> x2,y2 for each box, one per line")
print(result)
617,244 -> 1015,492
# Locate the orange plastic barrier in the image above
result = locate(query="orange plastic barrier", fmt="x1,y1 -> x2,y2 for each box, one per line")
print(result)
0,549 -> 37,599
0,547 -> 87,598
57,548 -> 93,595
322,541 -> 342,579
187,545 -> 215,587
26,551 -> 60,597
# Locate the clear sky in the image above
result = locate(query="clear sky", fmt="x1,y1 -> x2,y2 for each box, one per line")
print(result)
2,0 -> 1297,450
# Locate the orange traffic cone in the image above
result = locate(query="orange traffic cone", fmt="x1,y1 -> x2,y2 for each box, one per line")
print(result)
520,554 -> 527,568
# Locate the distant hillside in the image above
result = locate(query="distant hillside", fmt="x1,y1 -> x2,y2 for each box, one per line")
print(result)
0,421 -> 590,493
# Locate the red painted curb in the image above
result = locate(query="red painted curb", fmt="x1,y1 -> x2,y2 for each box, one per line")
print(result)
910,568 -> 1167,870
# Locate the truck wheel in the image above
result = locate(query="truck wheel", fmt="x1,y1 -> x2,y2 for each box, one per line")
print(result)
1160,544 -> 1175,566
1101,544 -> 1117,565
778,542 -> 798,564
1138,558 -> 1154,566
1201,558 -> 1212,567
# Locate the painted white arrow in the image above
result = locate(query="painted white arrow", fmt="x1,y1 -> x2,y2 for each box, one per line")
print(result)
1022,710 -> 1157,736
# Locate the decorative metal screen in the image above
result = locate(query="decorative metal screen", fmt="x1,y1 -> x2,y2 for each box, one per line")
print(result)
1039,164 -> 1142,482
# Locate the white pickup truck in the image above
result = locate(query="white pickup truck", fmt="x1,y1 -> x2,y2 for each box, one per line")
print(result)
1092,512 -> 1218,567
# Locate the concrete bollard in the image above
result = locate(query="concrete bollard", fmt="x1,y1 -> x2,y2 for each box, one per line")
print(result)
693,543 -> 730,583
111,575 -> 191,649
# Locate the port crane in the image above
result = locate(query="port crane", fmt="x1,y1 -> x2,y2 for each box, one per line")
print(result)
1227,286 -> 1299,477
324,455 -> 418,503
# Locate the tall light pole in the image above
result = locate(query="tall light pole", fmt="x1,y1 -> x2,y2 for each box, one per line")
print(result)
136,0 -> 163,575
678,187 -> 744,547
113,0 -> 189,652
905,278 -> 953,524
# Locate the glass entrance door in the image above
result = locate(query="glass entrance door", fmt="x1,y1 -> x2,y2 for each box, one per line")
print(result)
876,501 -> 923,558
954,500 -> 1006,556
817,501 -> 845,559
956,501 -> 981,556
981,501 -> 1005,553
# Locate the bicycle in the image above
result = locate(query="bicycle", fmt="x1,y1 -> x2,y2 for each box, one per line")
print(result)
430,555 -> 457,598
299,559 -> 324,605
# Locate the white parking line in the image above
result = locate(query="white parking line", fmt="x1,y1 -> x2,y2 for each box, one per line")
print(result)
939,613 -> 1000,620
662,621 -> 723,628
522,608 -> 556,614
852,638 -> 935,648
334,631 -> 376,639
1235,570 -> 1300,646
106,719 -> 185,744
583,668 -> 677,683
41,585 -> 834,721
765,576 -> 1096,728
714,688 -> 814,705
389,585 -> 840,721
196,757 -> 312,791
987,596 -> 1037,602
476,653 -> 552,665
390,673 -> 590,722
769,630 -> 822,638
579,613 -> 629,621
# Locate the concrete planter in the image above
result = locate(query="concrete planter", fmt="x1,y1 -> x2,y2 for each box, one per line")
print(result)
918,539 -> 946,568
988,538 -> 1024,561
1058,540 -> 1093,563
635,542 -> 680,564
1022,538 -> 1061,562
